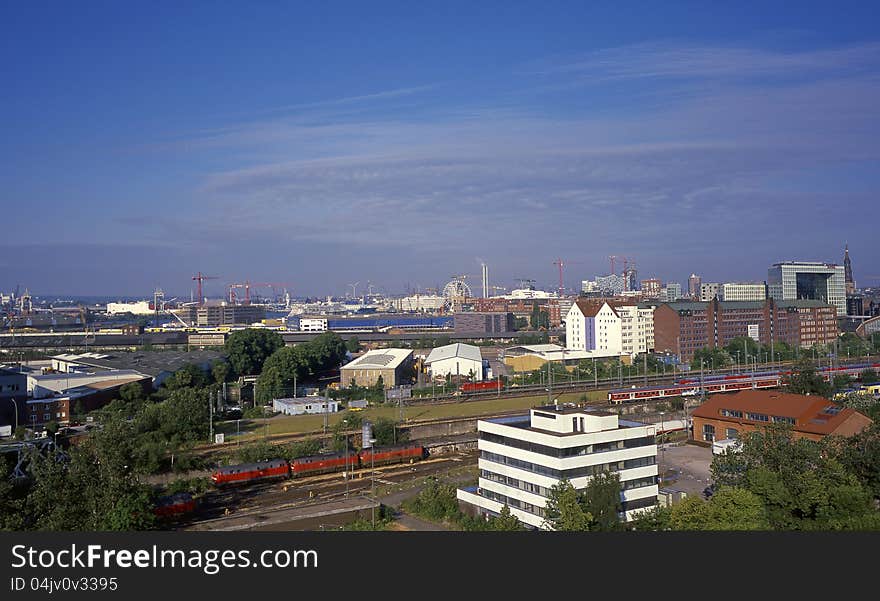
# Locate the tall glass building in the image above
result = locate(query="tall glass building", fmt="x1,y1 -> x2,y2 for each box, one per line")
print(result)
767,262 -> 845,316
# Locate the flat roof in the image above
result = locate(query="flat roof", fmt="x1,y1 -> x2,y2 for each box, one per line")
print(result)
50,350 -> 225,377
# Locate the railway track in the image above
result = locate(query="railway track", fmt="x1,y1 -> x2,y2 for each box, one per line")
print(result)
173,450 -> 478,529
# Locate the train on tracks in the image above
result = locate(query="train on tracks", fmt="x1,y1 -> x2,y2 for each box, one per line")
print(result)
210,443 -> 427,486
153,492 -> 197,518
608,361 -> 880,403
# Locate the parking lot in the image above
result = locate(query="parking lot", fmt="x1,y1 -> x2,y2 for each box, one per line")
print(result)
657,443 -> 714,498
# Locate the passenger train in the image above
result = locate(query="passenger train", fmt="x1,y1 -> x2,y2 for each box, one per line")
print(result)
608,361 -> 880,404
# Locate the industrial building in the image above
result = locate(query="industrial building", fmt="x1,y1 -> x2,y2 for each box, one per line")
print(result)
175,303 -> 266,327
502,344 -> 618,372
456,405 -> 659,528
653,298 -> 838,362
106,300 -> 154,315
453,312 -> 515,334
340,348 -> 413,389
424,343 -> 484,381
0,367 -> 26,428
691,389 -> 872,443
49,350 -> 225,389
392,295 -> 447,312
720,283 -> 767,302
22,369 -> 151,427
272,397 -> 339,416
767,261 -> 846,316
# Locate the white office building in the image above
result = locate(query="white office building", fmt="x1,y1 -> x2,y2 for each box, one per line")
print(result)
424,343 -> 484,381
615,304 -> 655,356
720,282 -> 767,302
767,261 -> 846,316
457,405 -> 659,529
297,317 -> 328,332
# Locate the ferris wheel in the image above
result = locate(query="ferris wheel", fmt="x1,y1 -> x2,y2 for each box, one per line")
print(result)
442,276 -> 472,300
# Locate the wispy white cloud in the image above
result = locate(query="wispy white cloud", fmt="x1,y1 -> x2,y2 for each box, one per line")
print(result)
104,38 -> 880,288
523,41 -> 880,81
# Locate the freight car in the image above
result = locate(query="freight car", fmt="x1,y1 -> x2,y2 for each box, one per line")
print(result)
211,444 -> 428,486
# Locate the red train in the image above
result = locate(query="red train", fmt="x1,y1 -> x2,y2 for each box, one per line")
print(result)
460,380 -> 502,393
153,492 -> 197,518
211,444 -> 427,486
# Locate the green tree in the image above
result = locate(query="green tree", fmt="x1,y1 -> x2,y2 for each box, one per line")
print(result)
403,477 -> 462,523
542,480 -> 592,531
119,381 -> 146,405
370,417 -> 405,446
224,329 -> 284,377
830,424 -> 880,499
211,359 -> 231,384
345,336 -> 361,353
487,505 -> 524,531
19,418 -> 156,530
782,359 -> 831,397
165,363 -> 209,390
710,425 -> 877,529
580,471 -> 623,531
860,369 -> 879,385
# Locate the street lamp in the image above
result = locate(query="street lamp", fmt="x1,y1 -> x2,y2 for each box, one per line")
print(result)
342,418 -> 349,497
658,412 -> 666,480
369,437 -> 377,526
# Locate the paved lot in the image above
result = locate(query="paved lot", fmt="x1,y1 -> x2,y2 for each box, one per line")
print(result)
657,443 -> 714,498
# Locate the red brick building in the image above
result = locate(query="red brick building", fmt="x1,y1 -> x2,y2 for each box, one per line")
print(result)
691,389 -> 872,443
653,298 -> 837,362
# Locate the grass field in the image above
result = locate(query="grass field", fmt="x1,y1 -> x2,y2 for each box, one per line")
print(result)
215,388 -> 609,441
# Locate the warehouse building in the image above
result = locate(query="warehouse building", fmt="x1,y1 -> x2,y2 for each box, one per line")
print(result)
175,303 -> 266,327
340,348 -> 413,389
453,312 -> 515,334
456,405 -> 659,529
425,343 -> 484,381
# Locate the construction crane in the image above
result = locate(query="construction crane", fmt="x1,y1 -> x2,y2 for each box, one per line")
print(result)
251,282 -> 293,303
192,272 -> 219,306
608,255 -> 619,275
552,258 -> 583,296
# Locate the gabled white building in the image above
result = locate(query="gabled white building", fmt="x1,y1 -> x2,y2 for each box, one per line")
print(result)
424,343 -> 484,381
565,301 -> 622,355
456,405 -> 659,529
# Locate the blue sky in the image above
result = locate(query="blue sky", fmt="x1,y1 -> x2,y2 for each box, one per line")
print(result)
2,1 -> 879,297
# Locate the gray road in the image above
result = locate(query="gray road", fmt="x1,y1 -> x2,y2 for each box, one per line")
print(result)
657,443 -> 714,497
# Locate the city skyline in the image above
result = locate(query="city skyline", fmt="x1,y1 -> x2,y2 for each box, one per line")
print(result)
3,2 -> 879,296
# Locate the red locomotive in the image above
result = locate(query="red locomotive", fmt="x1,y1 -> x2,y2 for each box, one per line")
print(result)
153,492 -> 197,518
460,380 -> 502,393
211,444 -> 427,486
210,458 -> 291,486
